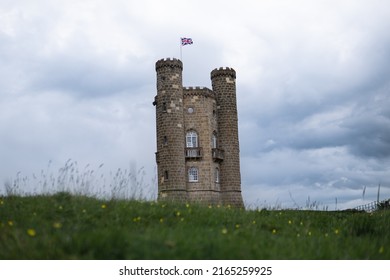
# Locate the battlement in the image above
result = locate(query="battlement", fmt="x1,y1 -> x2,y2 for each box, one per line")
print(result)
210,67 -> 236,79
184,86 -> 210,90
183,86 -> 214,98
156,58 -> 183,71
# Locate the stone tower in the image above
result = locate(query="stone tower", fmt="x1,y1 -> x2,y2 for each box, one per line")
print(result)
153,58 -> 244,207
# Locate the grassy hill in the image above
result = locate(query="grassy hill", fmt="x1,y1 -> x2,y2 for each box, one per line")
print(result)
1,193 -> 389,259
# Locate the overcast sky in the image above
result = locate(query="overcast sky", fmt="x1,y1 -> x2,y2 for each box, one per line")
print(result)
1,0 -> 390,209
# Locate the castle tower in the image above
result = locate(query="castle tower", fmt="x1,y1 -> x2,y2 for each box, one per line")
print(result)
154,58 -> 187,202
211,68 -> 244,207
154,58 -> 244,207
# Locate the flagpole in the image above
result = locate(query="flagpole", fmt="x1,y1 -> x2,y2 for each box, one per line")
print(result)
180,38 -> 183,84
180,38 -> 183,61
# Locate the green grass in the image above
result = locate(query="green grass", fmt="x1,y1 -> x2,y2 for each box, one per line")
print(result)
1,193 -> 389,259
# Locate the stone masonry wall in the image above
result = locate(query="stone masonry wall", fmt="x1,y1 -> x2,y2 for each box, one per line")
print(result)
155,58 -> 187,201
211,68 -> 244,207
183,87 -> 221,204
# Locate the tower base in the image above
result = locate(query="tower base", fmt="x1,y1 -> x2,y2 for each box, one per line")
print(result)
221,191 -> 244,208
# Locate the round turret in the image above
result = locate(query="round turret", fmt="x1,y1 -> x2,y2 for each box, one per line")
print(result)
211,66 -> 244,207
155,57 -> 186,202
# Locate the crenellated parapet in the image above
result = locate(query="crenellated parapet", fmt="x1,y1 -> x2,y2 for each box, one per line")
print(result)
183,86 -> 215,99
211,67 -> 236,80
156,58 -> 183,71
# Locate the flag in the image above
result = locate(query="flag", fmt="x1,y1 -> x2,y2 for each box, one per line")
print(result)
181,37 -> 193,46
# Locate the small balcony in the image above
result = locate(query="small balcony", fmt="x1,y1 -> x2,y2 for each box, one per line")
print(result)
185,147 -> 203,160
212,148 -> 224,162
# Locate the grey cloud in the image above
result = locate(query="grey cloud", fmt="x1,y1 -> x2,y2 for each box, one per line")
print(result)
343,111 -> 390,158
32,54 -> 152,98
1,0 -> 390,208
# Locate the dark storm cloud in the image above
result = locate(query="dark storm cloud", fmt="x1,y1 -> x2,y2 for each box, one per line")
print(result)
343,100 -> 390,158
1,0 -> 390,208
31,53 -> 152,98
0,31 -> 151,99
239,29 -> 390,159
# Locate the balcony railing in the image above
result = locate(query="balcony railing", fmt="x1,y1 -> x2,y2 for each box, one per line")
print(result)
212,148 -> 224,161
185,147 -> 203,159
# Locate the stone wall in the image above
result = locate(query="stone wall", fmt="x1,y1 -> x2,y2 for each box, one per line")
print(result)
183,87 -> 221,203
211,68 -> 244,207
155,58 -> 187,200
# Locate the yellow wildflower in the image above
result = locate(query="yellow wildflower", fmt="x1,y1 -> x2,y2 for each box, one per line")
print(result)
27,228 -> 36,237
53,222 -> 62,229
235,224 -> 240,229
133,216 -> 141,222
101,204 -> 107,209
221,228 -> 228,235
272,229 -> 277,234
334,229 -> 339,235
379,246 -> 384,254
8,221 -> 14,227
159,218 -> 164,223
288,220 -> 292,225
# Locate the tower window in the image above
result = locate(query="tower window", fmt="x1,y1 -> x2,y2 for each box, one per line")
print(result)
215,168 -> 220,183
164,170 -> 169,180
186,130 -> 198,148
188,167 -> 199,182
163,136 -> 168,145
212,132 -> 217,149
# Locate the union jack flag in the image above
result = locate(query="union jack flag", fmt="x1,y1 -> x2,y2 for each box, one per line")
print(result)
181,37 -> 193,46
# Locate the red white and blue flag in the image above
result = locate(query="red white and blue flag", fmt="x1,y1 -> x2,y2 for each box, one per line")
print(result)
181,37 -> 193,46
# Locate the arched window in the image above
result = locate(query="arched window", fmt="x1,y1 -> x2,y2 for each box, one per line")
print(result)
188,167 -> 199,182
186,130 -> 198,148
215,167 -> 220,183
212,132 -> 217,149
